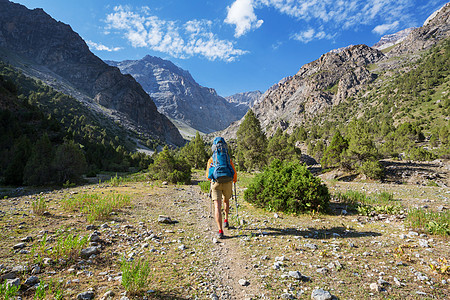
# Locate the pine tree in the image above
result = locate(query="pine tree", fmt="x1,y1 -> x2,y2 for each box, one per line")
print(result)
52,140 -> 87,184
23,133 -> 54,185
321,130 -> 348,168
236,110 -> 267,171
267,128 -> 300,163
179,131 -> 208,169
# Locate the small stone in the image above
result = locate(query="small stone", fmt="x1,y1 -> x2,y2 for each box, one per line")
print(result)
261,255 -> 269,260
288,271 -> 302,279
31,265 -> 40,275
370,283 -> 381,292
274,213 -> 279,218
212,238 -> 219,244
316,267 -> 329,274
399,234 -> 407,239
437,205 -> 446,211
178,245 -> 187,251
408,231 -> 419,237
273,261 -> 283,270
311,288 -> 332,300
86,225 -> 98,230
90,233 -> 101,243
305,243 -> 318,250
162,181 -> 168,185
6,278 -> 20,288
101,290 -> 115,300
21,236 -> 33,242
442,280 -> 447,285
42,258 -> 52,265
238,279 -> 249,286
24,276 -> 40,286
158,215 -> 173,224
394,277 -> 402,287
77,291 -> 95,300
281,293 -> 295,299
209,293 -> 219,300
418,239 -> 429,248
80,247 -> 100,259
13,243 -> 26,250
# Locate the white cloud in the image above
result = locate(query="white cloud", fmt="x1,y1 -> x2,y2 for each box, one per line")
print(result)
225,0 -> 264,37
372,20 -> 400,34
86,40 -> 122,52
255,0 -> 415,43
291,28 -> 333,43
105,6 -> 248,62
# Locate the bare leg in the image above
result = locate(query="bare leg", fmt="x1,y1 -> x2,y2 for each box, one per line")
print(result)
214,199 -> 223,231
223,196 -> 230,222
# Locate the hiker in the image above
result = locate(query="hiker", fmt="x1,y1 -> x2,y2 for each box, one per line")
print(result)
206,137 -> 237,239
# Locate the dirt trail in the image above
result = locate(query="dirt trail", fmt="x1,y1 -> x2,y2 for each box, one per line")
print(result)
176,183 -> 263,299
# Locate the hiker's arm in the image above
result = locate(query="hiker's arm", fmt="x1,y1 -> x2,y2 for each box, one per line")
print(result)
231,159 -> 237,183
206,157 -> 213,180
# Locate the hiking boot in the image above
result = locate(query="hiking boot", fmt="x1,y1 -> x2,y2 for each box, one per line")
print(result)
217,231 -> 224,239
224,221 -> 229,229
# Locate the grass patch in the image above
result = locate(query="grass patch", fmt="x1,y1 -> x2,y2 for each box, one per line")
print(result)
198,181 -> 210,193
62,192 -> 131,222
34,279 -> 64,300
333,190 -> 402,215
121,257 -> 152,295
0,281 -> 19,300
406,208 -> 450,236
31,197 -> 47,216
51,232 -> 89,262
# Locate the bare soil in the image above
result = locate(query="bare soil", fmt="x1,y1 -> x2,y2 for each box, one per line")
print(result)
0,167 -> 449,299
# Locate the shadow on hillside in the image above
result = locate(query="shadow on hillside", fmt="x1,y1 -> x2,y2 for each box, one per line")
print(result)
229,226 -> 381,240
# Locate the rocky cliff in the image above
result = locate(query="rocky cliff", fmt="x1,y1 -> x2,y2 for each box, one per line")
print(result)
224,90 -> 262,115
108,56 -> 244,134
253,44 -> 384,134
0,0 -> 184,146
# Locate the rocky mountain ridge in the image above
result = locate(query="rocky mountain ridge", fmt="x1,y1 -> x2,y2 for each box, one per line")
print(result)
0,0 -> 184,146
108,56 -> 247,134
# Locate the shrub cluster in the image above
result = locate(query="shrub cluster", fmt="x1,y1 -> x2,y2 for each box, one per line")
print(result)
244,159 -> 330,214
148,146 -> 191,184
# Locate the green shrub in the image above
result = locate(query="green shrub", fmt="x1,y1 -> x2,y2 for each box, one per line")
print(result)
406,146 -> 436,161
359,160 -> 385,179
244,159 -> 330,213
148,146 -> 191,184
121,258 -> 152,295
51,233 -> 89,262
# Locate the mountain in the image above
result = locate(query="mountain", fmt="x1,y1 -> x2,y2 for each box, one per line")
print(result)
0,0 -> 184,147
372,28 -> 415,50
224,90 -> 263,115
218,3 -> 450,139
107,56 -> 244,135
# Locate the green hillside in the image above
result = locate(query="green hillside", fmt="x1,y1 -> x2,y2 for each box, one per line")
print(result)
0,62 -> 153,186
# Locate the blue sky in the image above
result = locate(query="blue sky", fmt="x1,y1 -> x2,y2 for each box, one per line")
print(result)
13,0 -> 449,97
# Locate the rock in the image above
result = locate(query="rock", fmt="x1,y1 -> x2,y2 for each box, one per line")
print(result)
316,267 -> 329,274
288,271 -> 302,279
86,225 -> 98,230
281,293 -> 295,299
370,282 -> 381,292
13,243 -> 26,250
80,247 -> 100,259
209,293 -> 219,300
6,278 -> 20,288
158,216 -> 174,224
77,291 -> 95,300
162,181 -> 168,185
238,279 -> 250,286
394,277 -> 402,287
90,233 -> 101,243
437,205 -> 446,211
305,243 -> 318,250
212,238 -> 220,244
42,258 -> 53,265
311,288 -> 332,300
31,265 -> 40,275
418,239 -> 429,247
178,245 -> 187,251
24,276 -> 40,286
21,236 -> 33,242
0,272 -> 16,281
100,290 -> 115,300
273,261 -> 283,270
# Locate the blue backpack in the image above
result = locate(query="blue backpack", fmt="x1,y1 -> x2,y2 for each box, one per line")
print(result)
208,137 -> 234,183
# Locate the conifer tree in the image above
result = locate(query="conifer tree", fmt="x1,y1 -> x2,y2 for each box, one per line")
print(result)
179,131 -> 208,169
267,128 -> 300,163
321,130 -> 348,168
236,110 -> 267,171
24,133 -> 54,185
